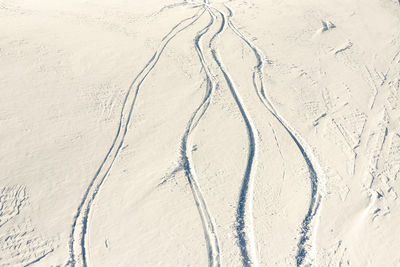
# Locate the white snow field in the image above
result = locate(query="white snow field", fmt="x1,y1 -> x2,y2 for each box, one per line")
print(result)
1,0 -> 400,266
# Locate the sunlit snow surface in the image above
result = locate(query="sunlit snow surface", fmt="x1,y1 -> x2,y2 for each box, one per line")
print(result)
1,0 -> 400,266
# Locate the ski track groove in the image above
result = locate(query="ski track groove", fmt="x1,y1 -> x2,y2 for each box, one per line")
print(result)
180,8 -> 221,267
204,4 -> 260,267
223,4 -> 326,266
24,249 -> 55,267
67,7 -> 204,267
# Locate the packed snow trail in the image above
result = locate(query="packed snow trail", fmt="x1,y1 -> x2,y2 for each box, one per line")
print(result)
223,4 -> 326,266
180,10 -> 221,267
205,5 -> 260,267
67,8 -> 204,267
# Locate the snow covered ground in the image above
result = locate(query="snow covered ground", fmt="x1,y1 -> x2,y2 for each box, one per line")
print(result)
1,0 -> 400,266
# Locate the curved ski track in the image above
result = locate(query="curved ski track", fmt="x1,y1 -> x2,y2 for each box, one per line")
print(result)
223,4 -> 326,266
67,8 -> 205,267
203,5 -> 260,267
181,10 -> 221,267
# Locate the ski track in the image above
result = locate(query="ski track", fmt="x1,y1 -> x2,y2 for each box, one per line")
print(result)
66,1 -> 326,266
222,4 -> 326,266
67,7 -> 204,267
204,4 -> 260,267
24,249 -> 55,267
180,9 -> 221,267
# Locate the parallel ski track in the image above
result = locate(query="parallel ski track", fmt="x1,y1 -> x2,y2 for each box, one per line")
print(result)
180,9 -> 221,267
67,8 -> 204,267
204,5 -> 260,267
223,4 -> 326,266
67,1 -> 326,266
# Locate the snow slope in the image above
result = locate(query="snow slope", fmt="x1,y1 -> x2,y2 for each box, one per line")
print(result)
1,0 -> 400,266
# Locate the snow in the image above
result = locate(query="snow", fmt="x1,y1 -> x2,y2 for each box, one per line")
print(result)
1,0 -> 400,266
